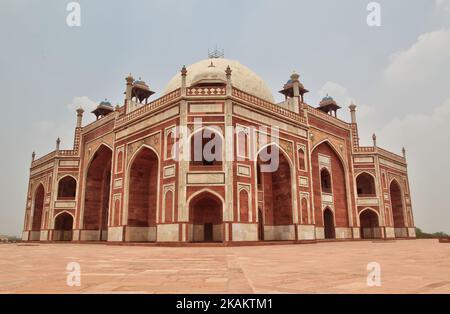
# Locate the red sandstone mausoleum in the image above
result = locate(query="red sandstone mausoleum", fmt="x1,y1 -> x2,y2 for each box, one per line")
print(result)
22,57 -> 416,243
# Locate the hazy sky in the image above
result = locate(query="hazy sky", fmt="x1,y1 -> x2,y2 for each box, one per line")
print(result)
1,0 -> 449,236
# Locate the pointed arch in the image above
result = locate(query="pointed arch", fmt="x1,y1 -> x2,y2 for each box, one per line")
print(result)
189,126 -> 224,166
57,175 -> 77,199
390,178 -> 406,237
188,189 -> 224,242
125,145 -> 160,227
359,207 -> 381,239
323,207 -> 335,239
255,142 -> 296,234
31,183 -> 45,232
81,144 -> 113,240
311,140 -> 351,229
53,211 -> 74,241
356,172 -> 376,197
320,167 -> 332,193
297,147 -> 306,171
238,186 -> 251,222
236,126 -> 250,159
311,139 -> 347,167
164,188 -> 174,223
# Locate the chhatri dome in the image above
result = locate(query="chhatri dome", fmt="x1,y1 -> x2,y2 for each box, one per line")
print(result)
164,58 -> 275,103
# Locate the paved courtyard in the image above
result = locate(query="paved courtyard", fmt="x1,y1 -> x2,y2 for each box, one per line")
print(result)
0,239 -> 449,294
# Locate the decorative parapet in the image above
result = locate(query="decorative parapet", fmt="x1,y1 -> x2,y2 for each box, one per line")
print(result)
186,86 -> 226,96
58,150 -> 77,157
353,145 -> 406,166
31,148 -> 79,171
376,147 -> 406,164
232,87 -> 307,125
354,146 -> 375,153
115,88 -> 181,127
30,151 -> 56,168
305,105 -> 351,129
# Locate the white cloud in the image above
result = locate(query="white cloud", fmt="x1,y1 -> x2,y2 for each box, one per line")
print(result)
384,28 -> 450,89
318,81 -> 352,106
436,0 -> 450,12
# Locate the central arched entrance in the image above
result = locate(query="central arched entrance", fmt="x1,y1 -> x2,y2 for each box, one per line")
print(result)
323,207 -> 335,239
390,180 -> 406,237
311,141 -> 349,240
359,209 -> 380,239
126,146 -> 159,242
53,212 -> 74,241
31,184 -> 45,240
256,144 -> 293,240
189,191 -> 223,242
83,145 -> 112,241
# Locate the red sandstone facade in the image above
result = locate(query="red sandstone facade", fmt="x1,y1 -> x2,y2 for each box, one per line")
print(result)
22,58 -> 416,243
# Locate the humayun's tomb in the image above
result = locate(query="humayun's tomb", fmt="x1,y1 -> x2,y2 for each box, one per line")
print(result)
22,56 -> 416,243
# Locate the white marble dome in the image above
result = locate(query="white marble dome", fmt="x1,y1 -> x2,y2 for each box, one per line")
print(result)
164,58 -> 274,103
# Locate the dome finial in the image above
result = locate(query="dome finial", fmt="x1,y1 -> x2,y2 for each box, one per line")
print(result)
126,73 -> 134,84
208,46 -> 224,59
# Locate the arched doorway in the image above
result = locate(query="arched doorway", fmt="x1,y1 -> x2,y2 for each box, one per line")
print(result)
31,184 -> 45,239
256,144 -> 293,240
83,145 -> 112,241
390,180 -> 406,237
189,191 -> 223,242
53,212 -> 74,241
127,147 -> 159,241
359,209 -> 380,239
323,208 -> 335,239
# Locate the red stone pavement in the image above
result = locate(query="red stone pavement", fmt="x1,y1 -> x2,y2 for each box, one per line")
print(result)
0,239 -> 448,293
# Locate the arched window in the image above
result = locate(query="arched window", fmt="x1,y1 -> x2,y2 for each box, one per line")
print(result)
356,172 -> 376,197
116,151 -> 123,173
114,198 -> 121,226
57,176 -> 77,199
239,189 -> 249,222
298,148 -> 306,171
165,190 -> 174,223
166,130 -> 175,160
301,197 -> 308,224
237,129 -> 248,159
320,168 -> 332,193
190,128 -> 223,166
382,173 -> 387,188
